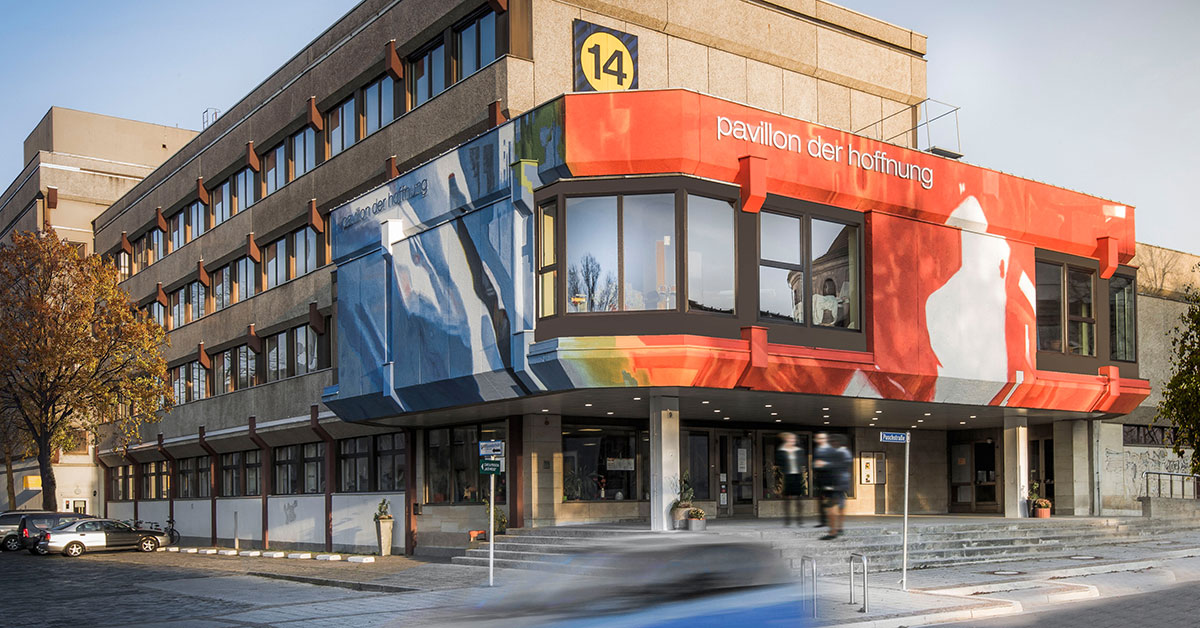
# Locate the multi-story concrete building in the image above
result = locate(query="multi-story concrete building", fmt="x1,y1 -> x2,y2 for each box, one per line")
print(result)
87,0 -> 1170,557
0,107 -> 196,512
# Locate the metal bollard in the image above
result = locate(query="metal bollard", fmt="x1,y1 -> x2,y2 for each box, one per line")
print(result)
799,555 -> 817,618
849,553 -> 869,613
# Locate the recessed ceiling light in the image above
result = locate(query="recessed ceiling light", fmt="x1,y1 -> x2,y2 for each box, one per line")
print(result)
584,403 -> 593,407
723,417 -> 730,421
969,415 -> 977,419
823,415 -> 830,418
702,400 -> 710,404
770,412 -> 778,416
823,421 -> 830,424
822,407 -> 829,411
713,409 -> 720,413
869,423 -> 875,427
633,397 -> 641,401
960,421 -> 967,425
541,409 -> 548,412
578,428 -> 603,432
875,410 -> 883,414
910,425 -> 917,428
924,413 -> 931,416
606,411 -> 614,415
775,419 -> 782,423
765,404 -> 772,408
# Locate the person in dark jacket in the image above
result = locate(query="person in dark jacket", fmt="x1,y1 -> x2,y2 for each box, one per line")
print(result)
814,432 -> 852,540
775,432 -> 807,527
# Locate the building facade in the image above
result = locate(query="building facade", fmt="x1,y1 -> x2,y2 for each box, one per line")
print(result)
88,0 -> 1161,555
0,107 -> 196,512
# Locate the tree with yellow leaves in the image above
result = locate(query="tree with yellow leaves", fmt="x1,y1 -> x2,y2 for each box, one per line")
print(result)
0,230 -> 172,510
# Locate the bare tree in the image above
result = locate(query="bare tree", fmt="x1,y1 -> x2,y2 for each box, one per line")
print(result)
567,253 -> 618,312
1137,245 -> 1182,297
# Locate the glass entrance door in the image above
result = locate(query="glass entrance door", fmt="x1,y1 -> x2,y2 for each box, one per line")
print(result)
718,431 -> 755,517
949,438 -> 1001,513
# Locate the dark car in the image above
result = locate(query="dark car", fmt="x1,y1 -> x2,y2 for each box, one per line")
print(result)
1,511 -> 89,552
19,513 -> 93,555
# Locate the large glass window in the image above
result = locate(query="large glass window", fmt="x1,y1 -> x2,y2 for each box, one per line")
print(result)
212,265 -> 231,311
339,437 -> 370,492
426,424 -> 505,504
245,450 -> 261,496
328,97 -> 356,157
141,462 -> 169,500
212,180 -> 231,226
537,203 -> 558,318
291,127 -> 316,179
188,281 -> 206,321
233,167 -> 255,212
294,227 -> 318,276
303,443 -> 325,494
169,288 -> 185,329
759,212 -> 804,323
264,143 -> 286,195
189,361 -> 208,402
376,433 -> 406,492
112,465 -> 133,501
1110,274 -> 1136,362
562,425 -> 643,501
176,458 -> 196,498
236,345 -> 259,389
188,200 -> 208,239
169,211 -> 186,252
272,445 -> 323,495
214,349 -> 233,395
364,76 -> 395,136
683,431 -> 711,500
294,325 -> 318,375
265,331 -> 288,382
810,219 -> 859,329
412,43 -> 446,107
235,256 -> 258,301
274,446 -> 298,495
1037,261 -> 1096,356
622,194 -> 676,311
221,452 -> 242,497
762,432 -> 812,499
456,10 -> 497,79
196,455 -> 211,498
565,196 -> 619,313
686,195 -> 735,314
1036,261 -> 1063,352
265,237 -> 289,289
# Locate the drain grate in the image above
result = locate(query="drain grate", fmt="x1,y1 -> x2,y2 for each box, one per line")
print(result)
1069,555 -> 1099,560
990,570 -> 1023,576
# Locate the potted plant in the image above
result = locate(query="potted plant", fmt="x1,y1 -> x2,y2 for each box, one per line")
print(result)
375,498 -> 394,556
1032,498 -> 1052,518
687,507 -> 707,531
670,473 -> 695,530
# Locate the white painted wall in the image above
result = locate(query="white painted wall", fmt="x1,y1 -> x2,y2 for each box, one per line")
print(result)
332,492 -> 404,551
216,498 -> 262,542
267,495 -> 324,546
108,501 -> 134,522
0,458 -> 101,513
138,501 -> 170,528
173,499 -> 212,539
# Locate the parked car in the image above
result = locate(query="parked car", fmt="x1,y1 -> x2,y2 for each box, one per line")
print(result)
0,511 -> 89,552
38,518 -> 169,557
20,513 -> 93,554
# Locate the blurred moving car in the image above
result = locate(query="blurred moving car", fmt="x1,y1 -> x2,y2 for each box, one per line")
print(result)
0,511 -> 89,552
435,538 -> 813,627
38,518 -> 169,557
19,512 -> 92,554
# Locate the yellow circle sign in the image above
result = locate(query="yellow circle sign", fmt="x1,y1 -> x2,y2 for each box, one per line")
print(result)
579,31 -> 633,91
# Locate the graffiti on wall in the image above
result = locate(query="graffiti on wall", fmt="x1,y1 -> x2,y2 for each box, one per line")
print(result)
1105,446 -> 1192,500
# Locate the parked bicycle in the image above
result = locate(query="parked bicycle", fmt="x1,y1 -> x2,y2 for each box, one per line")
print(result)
119,519 -> 180,545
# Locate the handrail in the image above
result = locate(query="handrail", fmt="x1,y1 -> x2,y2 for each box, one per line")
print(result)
849,553 -> 869,613
799,555 -> 817,618
1142,471 -> 1200,499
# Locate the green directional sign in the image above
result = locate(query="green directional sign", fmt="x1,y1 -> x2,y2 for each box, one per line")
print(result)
480,459 -> 502,475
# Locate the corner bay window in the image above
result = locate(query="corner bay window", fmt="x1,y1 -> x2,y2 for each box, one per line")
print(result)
426,424 -> 505,504
561,425 -> 649,501
759,212 -> 860,329
1110,274 -> 1136,361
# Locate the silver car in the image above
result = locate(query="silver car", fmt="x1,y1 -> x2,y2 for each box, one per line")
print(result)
38,518 -> 169,557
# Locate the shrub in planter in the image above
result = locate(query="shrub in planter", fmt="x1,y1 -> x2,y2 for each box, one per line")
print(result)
1032,498 -> 1052,518
687,507 -> 707,531
374,498 -> 394,556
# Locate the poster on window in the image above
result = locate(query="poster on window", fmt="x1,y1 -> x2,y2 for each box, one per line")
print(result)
737,448 -> 747,473
606,457 -> 635,471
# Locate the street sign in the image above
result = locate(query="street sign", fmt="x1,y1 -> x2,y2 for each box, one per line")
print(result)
479,440 -> 504,457
880,431 -> 909,444
479,459 -> 502,475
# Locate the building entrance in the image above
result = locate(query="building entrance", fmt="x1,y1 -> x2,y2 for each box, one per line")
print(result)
949,437 -> 1001,513
717,431 -> 755,517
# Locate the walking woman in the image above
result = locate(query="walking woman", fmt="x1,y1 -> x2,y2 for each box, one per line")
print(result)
775,432 -> 807,527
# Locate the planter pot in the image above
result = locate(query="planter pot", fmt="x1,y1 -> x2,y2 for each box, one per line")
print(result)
376,518 -> 395,556
1033,507 -> 1051,519
671,507 -> 691,530
688,518 -> 707,531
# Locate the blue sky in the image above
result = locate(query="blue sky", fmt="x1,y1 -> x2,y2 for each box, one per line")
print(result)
1,0 -> 1195,251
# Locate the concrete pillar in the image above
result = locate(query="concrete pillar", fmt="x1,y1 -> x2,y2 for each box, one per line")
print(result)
1002,416 -> 1029,518
522,414 -> 562,528
649,397 -> 680,531
1052,420 -> 1091,515
1091,419 -> 1104,516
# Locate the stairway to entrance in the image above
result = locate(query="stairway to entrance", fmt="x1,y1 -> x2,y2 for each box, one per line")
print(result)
450,516 -> 1200,576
